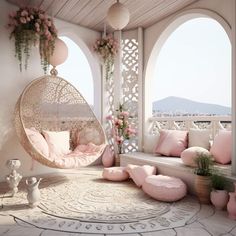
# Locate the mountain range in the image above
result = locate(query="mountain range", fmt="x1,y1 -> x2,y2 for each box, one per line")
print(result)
153,96 -> 231,115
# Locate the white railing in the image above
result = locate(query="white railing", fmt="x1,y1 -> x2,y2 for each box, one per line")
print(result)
148,116 -> 231,139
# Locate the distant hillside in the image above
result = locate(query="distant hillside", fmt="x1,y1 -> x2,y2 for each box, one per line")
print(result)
153,96 -> 231,115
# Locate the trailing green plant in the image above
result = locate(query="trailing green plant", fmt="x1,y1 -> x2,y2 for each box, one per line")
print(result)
93,34 -> 118,81
194,153 -> 213,176
211,173 -> 229,190
7,6 -> 57,73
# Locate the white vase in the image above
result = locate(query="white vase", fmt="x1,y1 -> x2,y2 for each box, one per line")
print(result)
5,159 -> 22,196
210,189 -> 229,210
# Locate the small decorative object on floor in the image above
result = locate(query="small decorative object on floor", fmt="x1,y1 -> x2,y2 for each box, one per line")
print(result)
194,153 -> 213,204
227,183 -> 236,220
210,173 -> 229,210
5,159 -> 22,196
26,177 -> 42,208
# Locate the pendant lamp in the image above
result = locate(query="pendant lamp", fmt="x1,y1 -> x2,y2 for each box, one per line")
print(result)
49,38 -> 68,75
107,0 -> 130,30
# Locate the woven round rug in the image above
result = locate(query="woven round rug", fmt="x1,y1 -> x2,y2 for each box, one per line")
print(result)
1,168 -> 200,235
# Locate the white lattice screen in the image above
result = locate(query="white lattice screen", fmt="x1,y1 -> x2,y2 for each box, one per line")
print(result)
121,38 -> 139,153
103,31 -> 141,154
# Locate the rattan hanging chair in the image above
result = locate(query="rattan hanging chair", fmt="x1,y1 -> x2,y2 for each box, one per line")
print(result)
14,75 -> 106,169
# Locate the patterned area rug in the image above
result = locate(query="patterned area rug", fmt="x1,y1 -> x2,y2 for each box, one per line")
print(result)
1,168 -> 200,234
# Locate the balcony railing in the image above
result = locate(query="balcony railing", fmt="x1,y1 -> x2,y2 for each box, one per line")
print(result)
148,115 -> 231,139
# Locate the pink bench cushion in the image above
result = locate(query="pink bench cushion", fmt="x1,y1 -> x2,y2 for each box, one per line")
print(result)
210,130 -> 231,164
102,167 -> 129,181
126,164 -> 157,187
142,175 -> 187,202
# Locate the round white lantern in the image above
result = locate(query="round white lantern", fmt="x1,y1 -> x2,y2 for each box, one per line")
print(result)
49,38 -> 68,66
107,1 -> 130,30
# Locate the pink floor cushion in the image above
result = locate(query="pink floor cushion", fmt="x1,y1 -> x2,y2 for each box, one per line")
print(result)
102,167 -> 129,181
126,164 -> 157,187
142,175 -> 187,202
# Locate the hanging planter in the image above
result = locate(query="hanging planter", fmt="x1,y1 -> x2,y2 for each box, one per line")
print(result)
7,6 -> 57,74
93,34 -> 118,81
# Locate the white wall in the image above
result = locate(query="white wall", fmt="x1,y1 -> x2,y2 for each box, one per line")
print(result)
0,0 -> 101,181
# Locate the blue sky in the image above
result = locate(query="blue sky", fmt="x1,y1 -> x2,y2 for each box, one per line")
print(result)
152,18 -> 231,107
57,18 -> 231,108
57,36 -> 94,105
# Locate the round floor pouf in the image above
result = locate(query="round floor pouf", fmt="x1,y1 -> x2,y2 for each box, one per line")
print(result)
102,167 -> 129,181
142,175 -> 187,202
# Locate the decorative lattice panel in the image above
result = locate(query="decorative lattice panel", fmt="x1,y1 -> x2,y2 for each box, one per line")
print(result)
122,38 -> 139,153
104,67 -> 115,148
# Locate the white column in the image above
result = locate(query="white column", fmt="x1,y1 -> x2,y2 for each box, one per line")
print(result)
113,30 -> 122,109
138,27 -> 143,151
231,0 -> 236,175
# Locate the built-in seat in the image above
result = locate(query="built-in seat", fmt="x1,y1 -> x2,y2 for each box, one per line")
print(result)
120,152 -> 232,194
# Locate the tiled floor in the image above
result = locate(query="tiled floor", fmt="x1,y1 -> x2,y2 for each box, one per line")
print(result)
0,170 -> 236,236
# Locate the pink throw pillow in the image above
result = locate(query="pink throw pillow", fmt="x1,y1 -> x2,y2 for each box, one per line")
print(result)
102,167 -> 129,181
126,164 -> 157,187
102,146 -> 115,167
181,147 -> 210,167
25,128 -> 49,157
43,130 -> 70,158
154,130 -> 188,157
210,130 -> 231,164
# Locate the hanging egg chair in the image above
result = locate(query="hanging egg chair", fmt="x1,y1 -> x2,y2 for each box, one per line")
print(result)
14,75 -> 106,169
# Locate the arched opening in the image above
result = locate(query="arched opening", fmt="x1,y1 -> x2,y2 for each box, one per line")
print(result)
57,36 -> 94,107
152,17 -> 231,116
144,9 -> 235,173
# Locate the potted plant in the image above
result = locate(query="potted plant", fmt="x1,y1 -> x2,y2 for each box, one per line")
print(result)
7,6 -> 57,73
194,153 -> 213,204
210,173 -> 229,210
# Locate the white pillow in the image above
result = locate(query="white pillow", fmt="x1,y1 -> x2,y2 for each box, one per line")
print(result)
143,134 -> 160,153
188,128 -> 210,150
181,147 -> 210,167
43,130 -> 70,158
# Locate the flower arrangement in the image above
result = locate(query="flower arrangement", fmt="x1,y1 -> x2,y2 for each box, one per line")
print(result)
106,104 -> 136,154
93,34 -> 118,80
7,6 -> 57,73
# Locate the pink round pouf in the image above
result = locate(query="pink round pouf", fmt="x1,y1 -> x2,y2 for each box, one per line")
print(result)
102,167 -> 129,181
142,175 -> 187,202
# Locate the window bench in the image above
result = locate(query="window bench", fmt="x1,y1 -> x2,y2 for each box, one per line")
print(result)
120,152 -> 233,194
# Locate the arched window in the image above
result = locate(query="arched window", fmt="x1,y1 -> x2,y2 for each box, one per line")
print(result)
152,18 -> 231,116
57,36 -> 94,107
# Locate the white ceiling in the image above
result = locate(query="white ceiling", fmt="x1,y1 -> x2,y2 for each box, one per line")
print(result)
7,0 -> 198,32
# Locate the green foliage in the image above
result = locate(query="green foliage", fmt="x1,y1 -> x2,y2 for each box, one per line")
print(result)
194,152 -> 213,176
8,7 -> 57,74
211,173 -> 228,190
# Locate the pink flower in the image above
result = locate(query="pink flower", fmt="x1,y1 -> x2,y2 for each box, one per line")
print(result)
20,17 -> 26,24
39,14 -> 45,20
120,111 -> 129,117
106,115 -> 113,120
21,10 -> 28,17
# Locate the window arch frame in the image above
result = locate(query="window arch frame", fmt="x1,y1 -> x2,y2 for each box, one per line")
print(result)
144,9 -> 235,174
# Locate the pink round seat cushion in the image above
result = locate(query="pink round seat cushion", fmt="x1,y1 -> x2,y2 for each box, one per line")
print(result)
142,175 -> 187,202
102,167 -> 129,181
126,164 -> 157,187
